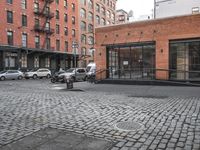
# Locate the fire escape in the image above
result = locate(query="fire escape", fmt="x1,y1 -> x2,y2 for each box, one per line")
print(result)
34,0 -> 54,49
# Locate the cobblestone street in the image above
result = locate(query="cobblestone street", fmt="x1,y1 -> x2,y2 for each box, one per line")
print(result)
0,80 -> 200,150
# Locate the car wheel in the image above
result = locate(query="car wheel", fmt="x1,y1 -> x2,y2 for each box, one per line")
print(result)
0,76 -> 5,81
18,76 -> 23,80
83,76 -> 87,81
46,74 -> 51,78
33,74 -> 37,79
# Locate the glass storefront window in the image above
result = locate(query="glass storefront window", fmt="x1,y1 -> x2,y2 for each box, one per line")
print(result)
108,43 -> 155,80
170,39 -> 200,80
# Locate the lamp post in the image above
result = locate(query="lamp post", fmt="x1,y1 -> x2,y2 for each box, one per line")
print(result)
72,41 -> 78,77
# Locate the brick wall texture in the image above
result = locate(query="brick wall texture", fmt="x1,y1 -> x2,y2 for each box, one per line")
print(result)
95,14 -> 200,80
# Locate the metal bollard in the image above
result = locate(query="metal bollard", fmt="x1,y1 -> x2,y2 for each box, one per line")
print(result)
65,76 -> 73,89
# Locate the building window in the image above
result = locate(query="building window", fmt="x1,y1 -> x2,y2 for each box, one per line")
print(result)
46,38 -> 50,49
81,34 -> 86,44
22,33 -> 27,47
22,15 -> 27,26
72,3 -> 75,12
21,53 -> 27,68
34,3 -> 39,12
45,6 -> 50,14
101,18 -> 105,25
113,3 -> 115,9
80,8 -> 86,18
56,0 -> 59,5
45,57 -> 50,68
56,40 -> 60,51
170,40 -> 200,80
56,10 -> 59,19
96,15 -> 100,25
80,0 -> 86,5
7,31 -> 13,45
88,24 -> 93,33
72,16 -> 75,25
72,29 -> 75,37
96,4 -> 100,13
34,56 -> 39,68
107,10 -> 110,18
101,7 -> 105,15
88,36 -> 94,45
7,11 -> 13,23
192,7 -> 199,14
88,0 -> 93,9
64,27 -> 68,36
21,0 -> 27,9
88,12 -> 93,21
65,41 -> 68,52
80,21 -> 86,31
35,18 -> 39,27
64,0 -> 67,8
7,0 -> 13,4
107,0 -> 109,6
35,36 -> 40,48
108,44 -> 155,80
64,13 -> 68,22
45,22 -> 50,30
81,47 -> 86,55
56,24 -> 60,34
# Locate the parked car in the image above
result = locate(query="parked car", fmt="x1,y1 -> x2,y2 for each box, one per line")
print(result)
25,68 -> 51,79
58,68 -> 87,82
0,70 -> 24,81
86,62 -> 96,79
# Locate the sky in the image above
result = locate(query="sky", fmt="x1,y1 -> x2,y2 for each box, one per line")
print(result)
116,0 -> 155,19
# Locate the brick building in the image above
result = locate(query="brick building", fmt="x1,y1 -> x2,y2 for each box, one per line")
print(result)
0,0 -> 79,72
95,14 -> 200,81
79,0 -> 117,67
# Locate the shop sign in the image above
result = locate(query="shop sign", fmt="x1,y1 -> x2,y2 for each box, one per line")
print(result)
5,52 -> 18,57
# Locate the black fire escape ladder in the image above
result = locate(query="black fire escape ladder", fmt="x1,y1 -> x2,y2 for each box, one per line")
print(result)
41,0 -> 54,50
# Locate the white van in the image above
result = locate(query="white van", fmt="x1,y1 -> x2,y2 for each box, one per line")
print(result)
86,62 -> 96,77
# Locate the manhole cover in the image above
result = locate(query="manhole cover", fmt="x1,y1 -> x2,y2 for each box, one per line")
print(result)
114,121 -> 143,131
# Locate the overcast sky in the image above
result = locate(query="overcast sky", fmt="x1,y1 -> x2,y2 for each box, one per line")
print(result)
116,0 -> 154,19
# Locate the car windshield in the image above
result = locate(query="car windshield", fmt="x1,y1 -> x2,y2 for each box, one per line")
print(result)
0,71 -> 6,74
66,68 -> 75,73
86,66 -> 91,72
29,69 -> 37,72
58,71 -> 66,74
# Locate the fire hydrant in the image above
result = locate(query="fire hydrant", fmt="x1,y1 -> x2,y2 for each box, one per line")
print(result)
65,75 -> 73,89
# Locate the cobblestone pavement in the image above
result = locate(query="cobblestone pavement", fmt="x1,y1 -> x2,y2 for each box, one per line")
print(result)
0,79 -> 200,150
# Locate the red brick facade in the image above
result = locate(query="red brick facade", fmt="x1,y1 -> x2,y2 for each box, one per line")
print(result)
0,0 -> 79,52
0,0 -> 80,71
95,14 -> 200,80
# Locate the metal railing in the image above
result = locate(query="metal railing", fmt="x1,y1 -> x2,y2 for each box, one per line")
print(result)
95,68 -> 200,82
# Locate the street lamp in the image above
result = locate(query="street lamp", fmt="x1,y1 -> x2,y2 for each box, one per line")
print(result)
72,41 -> 79,77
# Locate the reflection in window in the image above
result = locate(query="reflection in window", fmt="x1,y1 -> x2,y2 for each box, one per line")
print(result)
108,43 -> 155,80
170,39 -> 200,80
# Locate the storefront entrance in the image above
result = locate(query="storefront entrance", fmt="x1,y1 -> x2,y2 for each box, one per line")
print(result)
107,42 -> 155,80
169,39 -> 200,81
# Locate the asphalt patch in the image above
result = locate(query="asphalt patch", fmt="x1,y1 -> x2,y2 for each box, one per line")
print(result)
1,128 -> 113,150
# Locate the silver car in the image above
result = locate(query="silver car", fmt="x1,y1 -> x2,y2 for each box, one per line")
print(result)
0,70 -> 24,81
58,68 -> 87,82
